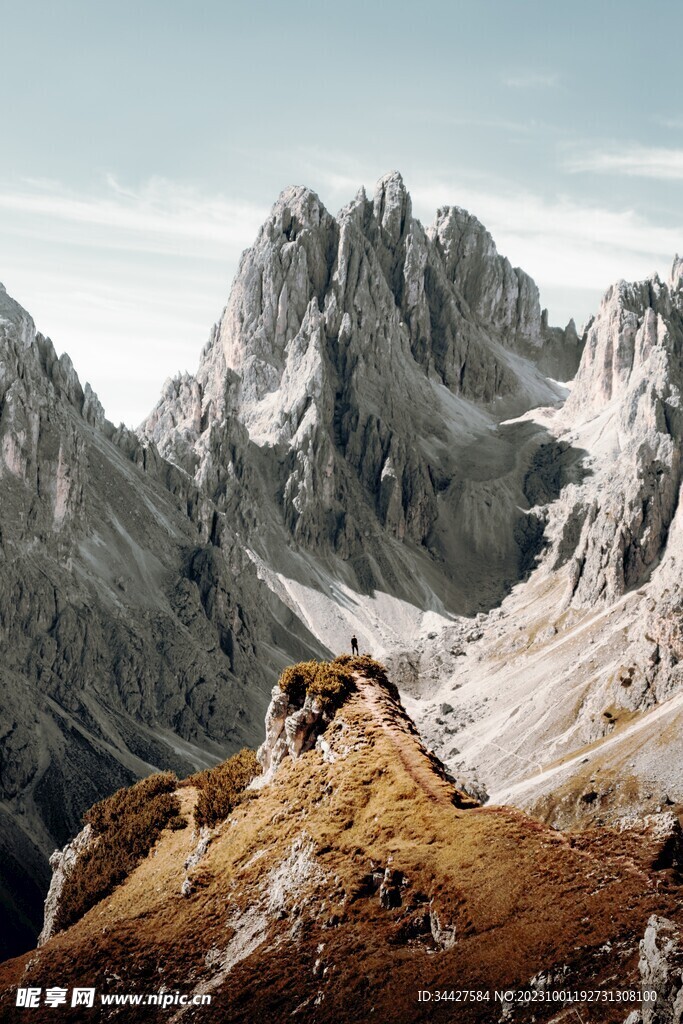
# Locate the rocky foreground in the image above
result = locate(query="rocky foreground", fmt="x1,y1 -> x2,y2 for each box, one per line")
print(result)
1,664 -> 682,1023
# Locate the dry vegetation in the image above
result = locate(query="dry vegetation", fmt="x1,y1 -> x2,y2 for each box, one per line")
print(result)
334,654 -> 401,699
55,772 -> 182,932
4,671 -> 683,1024
278,659 -> 319,705
279,658 -> 354,714
278,654 -> 395,715
189,748 -> 261,828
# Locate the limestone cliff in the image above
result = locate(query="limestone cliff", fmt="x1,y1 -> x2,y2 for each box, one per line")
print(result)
405,259 -> 683,833
557,266 -> 683,607
0,284 -> 324,960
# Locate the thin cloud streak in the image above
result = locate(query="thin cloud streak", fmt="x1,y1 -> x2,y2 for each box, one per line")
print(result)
502,71 -> 560,89
410,180 -> 681,296
0,177 -> 268,253
655,115 -> 683,130
565,145 -> 683,180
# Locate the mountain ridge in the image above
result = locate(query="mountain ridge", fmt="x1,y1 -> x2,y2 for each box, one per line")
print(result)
2,662 -> 682,1023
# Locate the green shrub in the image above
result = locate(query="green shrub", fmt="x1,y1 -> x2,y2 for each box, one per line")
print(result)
55,772 -> 181,933
193,748 -> 261,828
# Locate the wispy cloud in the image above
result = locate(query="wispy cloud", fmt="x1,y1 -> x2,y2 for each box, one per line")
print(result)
0,175 -> 271,425
410,179 -> 681,291
565,145 -> 683,180
0,176 -> 268,256
502,71 -> 560,89
654,115 -> 683,131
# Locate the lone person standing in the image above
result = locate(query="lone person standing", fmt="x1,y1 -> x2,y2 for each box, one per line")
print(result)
351,634 -> 359,656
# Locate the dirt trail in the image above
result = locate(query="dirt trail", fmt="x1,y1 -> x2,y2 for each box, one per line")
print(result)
355,677 -> 656,889
355,675 -> 472,808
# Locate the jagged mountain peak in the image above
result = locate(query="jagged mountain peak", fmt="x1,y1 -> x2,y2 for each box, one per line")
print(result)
374,167 -> 407,191
191,170 -> 579,405
0,282 -> 38,347
567,260 -> 683,421
142,173 -> 582,614
371,169 -> 411,241
262,182 -> 334,241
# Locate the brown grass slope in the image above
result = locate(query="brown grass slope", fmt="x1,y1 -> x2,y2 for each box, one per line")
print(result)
1,670 -> 681,1023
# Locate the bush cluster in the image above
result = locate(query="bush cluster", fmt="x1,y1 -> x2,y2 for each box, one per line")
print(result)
278,660 -> 319,705
192,748 -> 261,828
55,772 -> 182,933
307,662 -> 355,714
278,659 -> 355,715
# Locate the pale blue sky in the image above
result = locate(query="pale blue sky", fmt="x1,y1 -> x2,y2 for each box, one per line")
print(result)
1,0 -> 681,424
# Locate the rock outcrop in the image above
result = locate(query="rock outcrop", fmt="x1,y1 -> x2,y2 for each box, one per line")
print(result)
37,825 -> 93,946
624,916 -> 683,1023
555,265 -> 683,608
256,686 -> 327,779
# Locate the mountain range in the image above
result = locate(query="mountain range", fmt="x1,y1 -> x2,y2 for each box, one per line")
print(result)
1,172 -> 683,1019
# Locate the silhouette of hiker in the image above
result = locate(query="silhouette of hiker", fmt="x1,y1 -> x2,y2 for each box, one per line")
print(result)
351,634 -> 359,656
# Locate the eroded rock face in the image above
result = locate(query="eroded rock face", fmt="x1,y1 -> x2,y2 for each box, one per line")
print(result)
430,205 -> 581,377
0,285 -> 324,959
256,686 -> 326,779
625,915 -> 683,1023
38,825 -> 93,946
555,265 -> 683,608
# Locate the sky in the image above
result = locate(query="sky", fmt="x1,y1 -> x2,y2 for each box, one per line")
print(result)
0,0 -> 681,426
